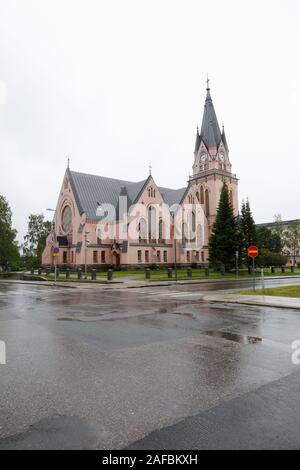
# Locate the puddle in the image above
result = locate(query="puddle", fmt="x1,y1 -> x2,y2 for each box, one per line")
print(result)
56,317 -> 82,322
202,330 -> 262,344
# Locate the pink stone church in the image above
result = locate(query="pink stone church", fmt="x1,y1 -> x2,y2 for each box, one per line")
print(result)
42,83 -> 239,269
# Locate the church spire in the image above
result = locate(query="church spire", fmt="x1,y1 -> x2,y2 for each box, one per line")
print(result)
222,124 -> 229,152
199,79 -> 222,150
194,125 -> 200,152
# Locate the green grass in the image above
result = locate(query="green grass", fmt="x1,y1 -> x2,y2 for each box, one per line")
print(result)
238,285 -> 300,298
31,267 -> 300,283
137,268 -> 300,282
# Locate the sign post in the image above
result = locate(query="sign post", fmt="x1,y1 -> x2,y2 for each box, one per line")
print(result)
248,246 -> 259,291
261,267 -> 265,294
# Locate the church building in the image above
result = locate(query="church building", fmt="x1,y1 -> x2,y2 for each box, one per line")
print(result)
42,82 -> 239,269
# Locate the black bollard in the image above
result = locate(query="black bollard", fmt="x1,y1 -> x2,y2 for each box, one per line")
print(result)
91,269 -> 97,281
187,267 -> 192,278
77,268 -> 82,280
38,268 -> 42,275
205,267 -> 209,277
281,266 -> 285,273
271,266 -> 275,274
145,268 -> 151,280
66,268 -> 70,279
107,269 -> 113,281
168,268 -> 173,279
248,266 -> 251,275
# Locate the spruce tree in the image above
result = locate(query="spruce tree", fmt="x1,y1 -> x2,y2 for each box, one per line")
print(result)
208,183 -> 239,271
239,198 -> 257,265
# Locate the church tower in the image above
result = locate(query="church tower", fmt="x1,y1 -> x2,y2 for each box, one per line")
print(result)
190,80 -> 238,231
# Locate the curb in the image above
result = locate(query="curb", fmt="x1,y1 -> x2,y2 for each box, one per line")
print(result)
205,296 -> 300,311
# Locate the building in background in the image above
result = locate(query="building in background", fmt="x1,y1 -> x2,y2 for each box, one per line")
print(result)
257,219 -> 300,266
42,83 -> 239,268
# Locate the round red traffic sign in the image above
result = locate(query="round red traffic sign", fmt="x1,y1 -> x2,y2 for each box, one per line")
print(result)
248,245 -> 259,258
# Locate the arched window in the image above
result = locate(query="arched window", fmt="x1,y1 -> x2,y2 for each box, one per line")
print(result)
200,187 -> 204,204
205,189 -> 210,216
148,206 -> 157,241
97,228 -> 102,244
197,224 -> 203,248
187,211 -> 196,242
182,223 -> 187,244
192,211 -> 196,233
196,192 -> 200,202
158,219 -> 165,243
138,218 -> 147,243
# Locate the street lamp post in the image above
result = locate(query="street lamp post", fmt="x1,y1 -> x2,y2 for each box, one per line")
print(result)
84,231 -> 90,279
171,211 -> 178,282
47,208 -> 57,283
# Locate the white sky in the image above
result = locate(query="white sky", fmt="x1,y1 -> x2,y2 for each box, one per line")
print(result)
0,0 -> 299,242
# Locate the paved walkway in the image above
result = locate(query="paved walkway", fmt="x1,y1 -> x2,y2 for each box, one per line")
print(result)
205,293 -> 300,311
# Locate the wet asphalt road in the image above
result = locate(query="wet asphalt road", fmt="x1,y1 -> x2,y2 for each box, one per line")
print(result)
0,277 -> 300,450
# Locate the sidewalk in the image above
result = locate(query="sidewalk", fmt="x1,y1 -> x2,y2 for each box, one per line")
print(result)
204,293 -> 300,311
1,275 -> 300,290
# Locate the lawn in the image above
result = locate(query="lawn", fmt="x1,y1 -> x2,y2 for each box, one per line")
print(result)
238,285 -> 300,298
33,267 -> 300,282
137,268 -> 300,282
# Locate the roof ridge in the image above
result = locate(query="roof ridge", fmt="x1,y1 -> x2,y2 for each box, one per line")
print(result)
69,169 -> 145,186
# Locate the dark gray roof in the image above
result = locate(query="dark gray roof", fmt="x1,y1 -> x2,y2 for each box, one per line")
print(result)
194,127 -> 200,152
158,186 -> 187,207
68,170 -> 186,220
221,127 -> 229,152
199,88 -> 222,149
195,86 -> 229,153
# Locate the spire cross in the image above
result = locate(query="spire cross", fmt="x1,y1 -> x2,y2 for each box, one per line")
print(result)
149,161 -> 152,175
206,75 -> 210,90
67,155 -> 70,169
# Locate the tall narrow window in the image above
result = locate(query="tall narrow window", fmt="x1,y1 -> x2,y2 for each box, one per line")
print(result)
63,251 -> 68,264
138,250 -> 142,262
148,206 -> 156,242
200,186 -> 204,204
182,223 -> 187,244
93,251 -> 98,263
205,189 -> 210,216
139,218 -> 147,243
101,251 -> 106,263
158,219 -> 165,243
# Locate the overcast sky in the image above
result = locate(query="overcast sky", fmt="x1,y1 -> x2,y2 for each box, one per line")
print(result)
0,0 -> 299,242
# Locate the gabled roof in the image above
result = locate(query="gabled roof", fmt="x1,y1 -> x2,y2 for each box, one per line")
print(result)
68,169 -> 186,220
158,186 -> 187,207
